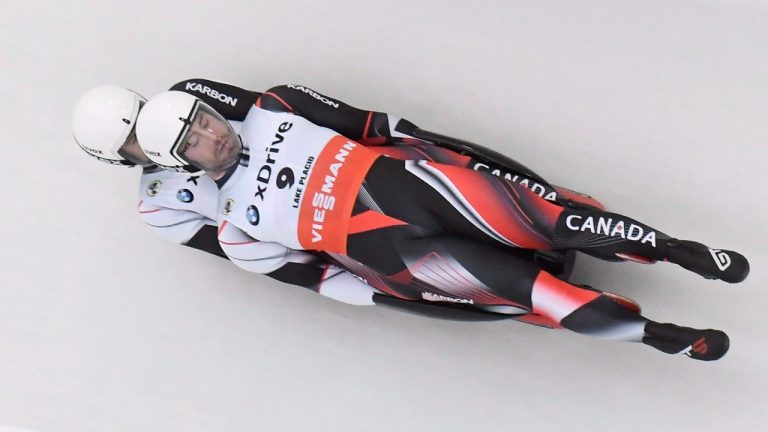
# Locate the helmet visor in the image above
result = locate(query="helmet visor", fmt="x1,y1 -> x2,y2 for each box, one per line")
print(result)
174,102 -> 239,171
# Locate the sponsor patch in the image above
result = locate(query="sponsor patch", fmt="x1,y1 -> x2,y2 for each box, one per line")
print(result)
223,198 -> 235,215
297,137 -> 379,253
146,180 -> 162,197
421,292 -> 474,304
286,84 -> 339,108
565,215 -> 657,247
176,189 -> 194,203
185,82 -> 238,107
246,205 -> 260,226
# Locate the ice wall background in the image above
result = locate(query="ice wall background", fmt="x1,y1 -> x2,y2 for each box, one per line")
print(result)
1,0 -> 766,431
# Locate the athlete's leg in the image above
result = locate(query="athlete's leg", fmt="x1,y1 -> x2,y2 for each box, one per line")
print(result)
363,157 -> 749,283
551,206 -> 750,283
366,142 -> 606,210
344,223 -> 728,361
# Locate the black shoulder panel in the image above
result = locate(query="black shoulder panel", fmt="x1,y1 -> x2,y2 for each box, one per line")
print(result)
170,78 -> 261,121
258,85 -> 371,139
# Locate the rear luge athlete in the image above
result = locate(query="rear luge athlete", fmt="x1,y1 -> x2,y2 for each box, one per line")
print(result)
135,86 -> 749,361
72,85 -> 231,257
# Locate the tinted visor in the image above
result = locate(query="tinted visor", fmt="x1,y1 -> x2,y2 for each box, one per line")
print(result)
176,103 -> 233,162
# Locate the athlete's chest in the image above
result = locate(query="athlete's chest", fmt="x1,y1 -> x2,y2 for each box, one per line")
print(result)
240,107 -> 339,170
218,108 -> 380,252
215,109 -> 333,243
214,161 -> 298,248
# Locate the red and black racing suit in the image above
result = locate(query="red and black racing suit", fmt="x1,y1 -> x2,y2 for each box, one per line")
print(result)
185,79 -> 749,360
254,83 -> 748,360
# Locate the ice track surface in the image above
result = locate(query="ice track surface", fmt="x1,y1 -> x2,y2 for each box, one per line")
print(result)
0,1 -> 766,431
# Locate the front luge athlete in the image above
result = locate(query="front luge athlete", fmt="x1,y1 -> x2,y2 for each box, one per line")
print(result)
71,84 -> 380,305
135,86 -> 750,361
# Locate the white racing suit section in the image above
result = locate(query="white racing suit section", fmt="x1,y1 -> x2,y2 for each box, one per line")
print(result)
216,107 -> 377,251
217,220 -> 375,305
214,106 -> 380,305
138,167 -> 220,244
136,120 -> 243,244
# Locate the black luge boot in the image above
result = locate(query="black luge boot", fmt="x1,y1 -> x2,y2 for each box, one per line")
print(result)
664,239 -> 749,284
643,321 -> 730,361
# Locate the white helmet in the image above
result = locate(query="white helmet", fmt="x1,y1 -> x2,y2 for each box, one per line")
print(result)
136,91 -> 210,173
72,85 -> 146,166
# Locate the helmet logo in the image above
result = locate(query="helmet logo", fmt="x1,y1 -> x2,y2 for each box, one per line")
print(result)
176,189 -> 194,203
146,180 -> 162,197
223,198 -> 235,215
78,143 -> 104,155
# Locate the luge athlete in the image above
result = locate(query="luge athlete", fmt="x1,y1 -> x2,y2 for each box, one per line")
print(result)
135,85 -> 749,361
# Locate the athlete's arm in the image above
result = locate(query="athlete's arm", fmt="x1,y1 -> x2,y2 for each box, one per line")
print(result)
256,84 -> 422,146
217,221 -> 375,305
170,78 -> 261,121
256,84 -> 549,176
257,84 -> 602,208
138,199 -> 228,258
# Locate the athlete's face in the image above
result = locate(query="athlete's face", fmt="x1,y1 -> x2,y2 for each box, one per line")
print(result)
118,128 -> 153,166
179,110 -> 241,176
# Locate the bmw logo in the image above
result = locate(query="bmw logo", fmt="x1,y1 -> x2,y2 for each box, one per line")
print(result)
223,198 -> 235,215
146,180 -> 162,197
176,189 -> 194,203
246,205 -> 260,226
